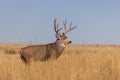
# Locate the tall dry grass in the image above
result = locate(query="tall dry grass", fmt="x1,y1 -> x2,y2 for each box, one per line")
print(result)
0,44 -> 120,80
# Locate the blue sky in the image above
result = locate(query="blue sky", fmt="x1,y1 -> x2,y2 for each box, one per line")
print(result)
0,0 -> 120,45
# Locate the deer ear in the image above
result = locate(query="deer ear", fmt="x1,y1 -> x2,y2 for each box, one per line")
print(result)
55,34 -> 61,39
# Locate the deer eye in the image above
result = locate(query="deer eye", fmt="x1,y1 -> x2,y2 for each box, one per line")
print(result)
60,35 -> 62,37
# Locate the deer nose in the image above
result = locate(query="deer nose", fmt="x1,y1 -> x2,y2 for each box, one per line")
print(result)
69,41 -> 72,43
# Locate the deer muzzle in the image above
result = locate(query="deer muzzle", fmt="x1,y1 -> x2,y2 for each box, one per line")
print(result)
69,41 -> 72,44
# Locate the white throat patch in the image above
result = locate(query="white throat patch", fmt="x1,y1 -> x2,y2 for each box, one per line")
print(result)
61,44 -> 66,47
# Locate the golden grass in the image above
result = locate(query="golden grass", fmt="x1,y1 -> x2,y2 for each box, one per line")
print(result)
0,44 -> 120,80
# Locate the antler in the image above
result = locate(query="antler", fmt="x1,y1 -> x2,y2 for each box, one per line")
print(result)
54,19 -> 62,33
63,19 -> 77,34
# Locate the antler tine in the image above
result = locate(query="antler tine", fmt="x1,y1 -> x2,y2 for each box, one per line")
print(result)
64,20 -> 77,34
54,19 -> 62,33
54,19 -> 57,33
69,26 -> 77,31
70,22 -> 72,29
63,19 -> 67,33
69,22 -> 77,31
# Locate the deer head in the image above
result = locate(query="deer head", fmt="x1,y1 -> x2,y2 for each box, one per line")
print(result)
54,19 -> 77,47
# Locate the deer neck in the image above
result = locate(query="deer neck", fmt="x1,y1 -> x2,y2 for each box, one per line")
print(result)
54,40 -> 65,53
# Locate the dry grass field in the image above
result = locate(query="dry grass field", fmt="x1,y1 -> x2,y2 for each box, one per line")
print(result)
0,44 -> 120,80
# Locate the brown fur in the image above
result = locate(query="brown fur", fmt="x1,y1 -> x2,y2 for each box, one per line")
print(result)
20,19 -> 76,64
20,40 -> 65,64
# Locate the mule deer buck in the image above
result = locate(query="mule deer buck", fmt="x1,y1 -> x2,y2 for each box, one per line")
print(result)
20,19 -> 77,64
